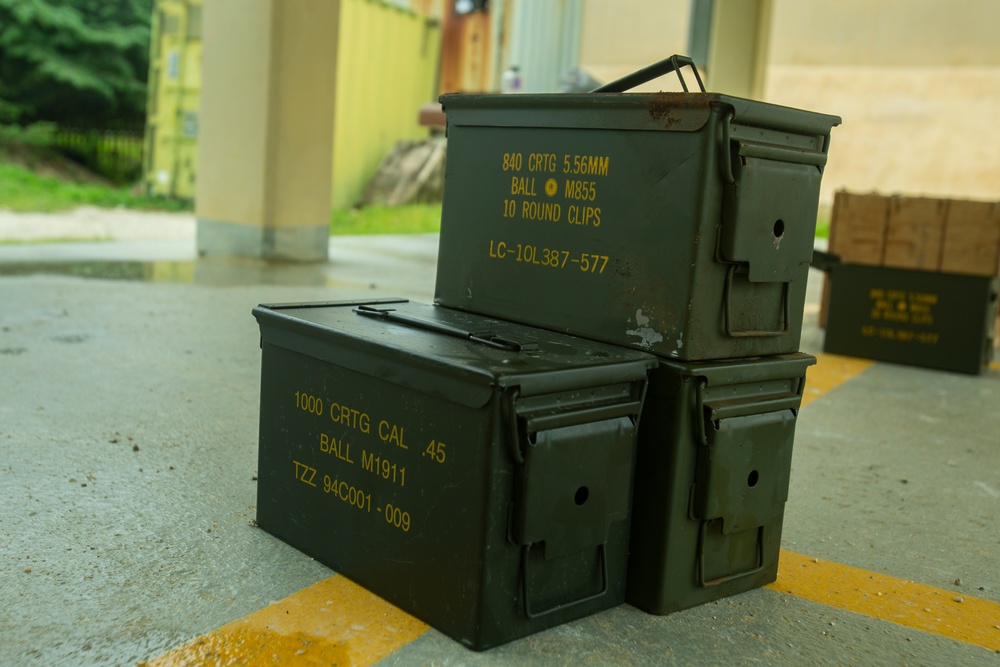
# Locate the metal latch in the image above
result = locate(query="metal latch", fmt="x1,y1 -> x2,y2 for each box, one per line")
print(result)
354,305 -> 538,352
691,378 -> 801,534
504,383 -> 643,618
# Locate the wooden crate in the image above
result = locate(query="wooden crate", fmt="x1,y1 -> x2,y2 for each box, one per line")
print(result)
821,191 -> 1000,341
883,196 -> 948,270
827,191 -> 890,264
821,191 -> 890,326
940,199 -> 1000,277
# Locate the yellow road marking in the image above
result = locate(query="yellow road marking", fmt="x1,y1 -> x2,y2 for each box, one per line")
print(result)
140,574 -> 427,667
786,353 -> 1000,652
770,551 -> 1000,651
991,360 -> 1000,370
801,352 -> 875,408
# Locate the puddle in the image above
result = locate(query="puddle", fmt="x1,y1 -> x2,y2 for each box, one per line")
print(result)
0,260 -> 195,283
0,258 -> 372,288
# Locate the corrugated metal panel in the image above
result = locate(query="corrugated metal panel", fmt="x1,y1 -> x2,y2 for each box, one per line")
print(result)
143,0 -> 201,199
331,0 -> 442,210
503,0 -> 583,93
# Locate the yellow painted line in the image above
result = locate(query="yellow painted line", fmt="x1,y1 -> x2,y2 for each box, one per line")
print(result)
785,354 -> 1000,652
139,574 -> 428,666
769,551 -> 1000,651
990,360 -> 1000,370
140,351 -> 881,664
801,352 -> 875,408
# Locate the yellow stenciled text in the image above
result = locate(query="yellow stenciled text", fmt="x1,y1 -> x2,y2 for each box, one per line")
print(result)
329,402 -> 371,434
293,460 -> 317,487
563,154 -> 610,176
319,433 -> 354,464
378,419 -> 409,449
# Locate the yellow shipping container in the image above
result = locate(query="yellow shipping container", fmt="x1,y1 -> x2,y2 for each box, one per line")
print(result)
143,0 -> 441,210
144,0 -> 202,199
331,0 -> 441,210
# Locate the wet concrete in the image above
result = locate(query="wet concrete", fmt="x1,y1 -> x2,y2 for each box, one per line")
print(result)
0,234 -> 440,296
1,234 -> 998,666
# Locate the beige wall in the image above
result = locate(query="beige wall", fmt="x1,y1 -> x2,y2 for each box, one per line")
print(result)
196,0 -> 340,261
577,0 -> 1000,204
195,0 -> 272,227
770,0 -> 1000,66
579,0 -> 1000,72
578,0 -> 690,88
266,2 -> 340,230
766,0 -> 1000,203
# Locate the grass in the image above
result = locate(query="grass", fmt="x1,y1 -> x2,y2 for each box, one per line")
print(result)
0,161 -> 191,213
330,203 -> 442,235
1,152 -> 439,235
815,218 -> 830,239
814,203 -> 831,239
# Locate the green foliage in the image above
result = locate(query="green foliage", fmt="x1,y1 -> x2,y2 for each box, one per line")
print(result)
0,0 -> 154,128
52,127 -> 144,183
330,205 -> 442,236
0,120 -> 58,145
814,204 -> 831,239
0,160 -> 189,213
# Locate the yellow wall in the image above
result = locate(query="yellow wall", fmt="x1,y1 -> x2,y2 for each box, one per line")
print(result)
145,0 -> 441,212
331,0 -> 441,210
144,0 -> 202,199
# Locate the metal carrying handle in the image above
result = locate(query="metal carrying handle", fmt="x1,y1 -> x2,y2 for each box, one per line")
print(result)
591,54 -> 706,93
354,305 -> 536,352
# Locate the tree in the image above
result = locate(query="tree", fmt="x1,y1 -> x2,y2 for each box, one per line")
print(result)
0,0 -> 153,129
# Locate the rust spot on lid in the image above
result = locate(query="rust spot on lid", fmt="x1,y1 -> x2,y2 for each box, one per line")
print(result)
647,93 -> 711,128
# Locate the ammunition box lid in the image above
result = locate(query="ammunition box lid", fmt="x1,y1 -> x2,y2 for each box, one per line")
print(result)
656,352 -> 817,385
440,92 -> 841,137
253,299 -> 657,409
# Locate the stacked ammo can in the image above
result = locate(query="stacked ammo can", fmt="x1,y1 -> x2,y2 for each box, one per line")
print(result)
433,58 -> 840,615
252,56 -> 840,650
253,300 -> 656,649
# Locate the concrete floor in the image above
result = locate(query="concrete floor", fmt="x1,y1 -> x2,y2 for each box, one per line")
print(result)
0,228 -> 998,666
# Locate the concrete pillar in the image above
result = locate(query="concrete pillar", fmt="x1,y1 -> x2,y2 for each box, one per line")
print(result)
705,0 -> 773,99
195,0 -> 340,262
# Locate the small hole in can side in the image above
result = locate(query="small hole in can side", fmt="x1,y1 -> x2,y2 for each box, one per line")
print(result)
747,470 -> 759,487
574,486 -> 589,505
773,219 -> 785,238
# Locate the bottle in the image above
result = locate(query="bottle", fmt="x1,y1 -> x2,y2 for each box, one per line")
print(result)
501,66 -> 522,93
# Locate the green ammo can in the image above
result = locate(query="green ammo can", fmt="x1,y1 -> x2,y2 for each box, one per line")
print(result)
252,299 -> 656,650
626,353 -> 814,614
822,262 -> 999,375
434,56 -> 840,361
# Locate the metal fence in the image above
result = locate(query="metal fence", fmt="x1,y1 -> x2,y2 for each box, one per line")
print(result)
53,128 -> 145,184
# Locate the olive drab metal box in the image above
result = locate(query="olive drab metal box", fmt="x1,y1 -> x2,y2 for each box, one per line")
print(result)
252,299 -> 656,650
626,353 -> 814,614
823,263 -> 999,375
433,57 -> 840,361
